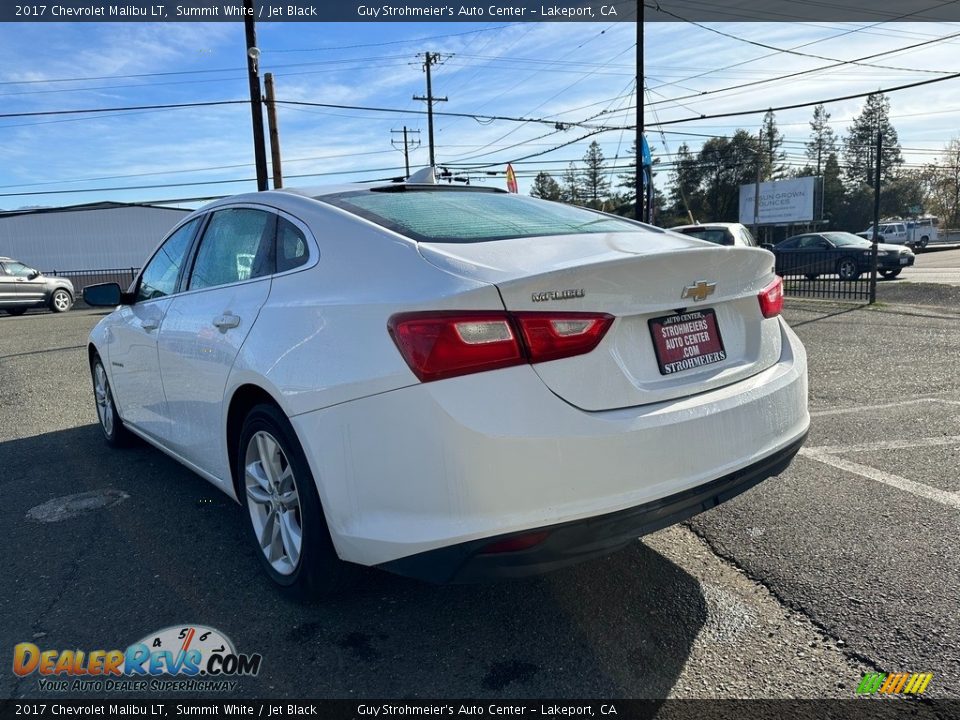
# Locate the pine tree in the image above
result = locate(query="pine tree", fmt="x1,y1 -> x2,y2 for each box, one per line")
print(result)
822,152 -> 844,224
579,140 -> 611,209
561,162 -> 581,205
843,93 -> 903,189
806,104 -> 838,176
617,139 -> 638,202
530,172 -> 562,201
761,110 -> 787,180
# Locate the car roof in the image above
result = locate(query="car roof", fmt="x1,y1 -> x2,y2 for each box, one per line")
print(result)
670,223 -> 744,231
194,182 -> 508,213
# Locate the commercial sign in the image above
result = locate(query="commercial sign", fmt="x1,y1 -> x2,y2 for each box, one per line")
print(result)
739,176 -> 816,225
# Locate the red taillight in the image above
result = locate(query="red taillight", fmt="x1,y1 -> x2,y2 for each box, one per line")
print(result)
388,311 -> 524,382
514,312 -> 615,364
388,310 -> 613,382
479,531 -> 550,554
758,276 -> 784,318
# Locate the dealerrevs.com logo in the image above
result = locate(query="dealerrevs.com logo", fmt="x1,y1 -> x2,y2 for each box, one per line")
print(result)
13,625 -> 262,693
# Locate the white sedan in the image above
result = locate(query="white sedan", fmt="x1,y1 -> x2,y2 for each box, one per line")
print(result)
84,181 -> 809,596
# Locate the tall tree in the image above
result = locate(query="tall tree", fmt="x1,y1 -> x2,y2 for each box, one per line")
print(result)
699,130 -> 761,222
530,171 -> 562,201
821,152 -> 844,225
843,93 -> 903,189
806,104 -> 838,176
561,162 -> 581,205
760,110 -> 787,180
617,138 -> 638,203
579,140 -> 611,209
921,138 -> 960,227
667,142 -> 702,223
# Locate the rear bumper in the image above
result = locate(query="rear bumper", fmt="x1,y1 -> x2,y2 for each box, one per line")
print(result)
380,431 -> 807,583
292,317 -> 808,570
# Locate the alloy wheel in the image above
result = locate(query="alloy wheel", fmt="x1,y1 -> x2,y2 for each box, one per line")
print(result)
94,362 -> 114,437
53,290 -> 71,312
244,431 -> 303,576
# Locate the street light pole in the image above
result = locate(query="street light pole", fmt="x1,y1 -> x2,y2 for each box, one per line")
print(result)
244,0 -> 269,191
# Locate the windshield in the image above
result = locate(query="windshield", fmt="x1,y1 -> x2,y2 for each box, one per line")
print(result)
824,232 -> 870,247
319,188 -> 650,243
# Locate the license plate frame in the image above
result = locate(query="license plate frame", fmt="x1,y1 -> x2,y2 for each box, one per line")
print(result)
648,309 -> 727,376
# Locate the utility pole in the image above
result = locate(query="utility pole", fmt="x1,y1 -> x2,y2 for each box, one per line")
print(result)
413,52 -> 447,168
391,126 -> 421,177
243,0 -> 268,191
869,130 -> 882,304
753,129 -> 763,241
263,73 -> 283,189
636,4 -> 644,222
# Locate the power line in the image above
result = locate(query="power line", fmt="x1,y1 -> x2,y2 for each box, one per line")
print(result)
646,26 -> 960,109
263,24 -> 518,54
647,71 -> 960,126
0,99 -> 248,120
276,99 -> 631,130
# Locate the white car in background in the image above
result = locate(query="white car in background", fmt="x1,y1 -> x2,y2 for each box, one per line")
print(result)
669,222 -> 760,248
84,182 -> 809,597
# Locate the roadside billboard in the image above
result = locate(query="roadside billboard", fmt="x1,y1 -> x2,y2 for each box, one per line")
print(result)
739,176 -> 817,224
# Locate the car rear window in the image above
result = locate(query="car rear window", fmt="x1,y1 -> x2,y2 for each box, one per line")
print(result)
674,227 -> 733,246
319,188 -> 649,243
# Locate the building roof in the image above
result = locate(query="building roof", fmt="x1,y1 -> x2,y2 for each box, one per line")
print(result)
0,201 -> 191,219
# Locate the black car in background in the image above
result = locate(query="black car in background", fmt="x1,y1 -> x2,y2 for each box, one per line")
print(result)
0,257 -> 74,315
771,232 -> 915,280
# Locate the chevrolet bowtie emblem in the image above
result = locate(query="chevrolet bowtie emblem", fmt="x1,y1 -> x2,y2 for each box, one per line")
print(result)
681,281 -> 717,303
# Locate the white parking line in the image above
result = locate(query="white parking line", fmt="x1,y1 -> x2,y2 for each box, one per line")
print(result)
809,398 -> 958,417
810,436 -> 960,455
799,449 -> 960,510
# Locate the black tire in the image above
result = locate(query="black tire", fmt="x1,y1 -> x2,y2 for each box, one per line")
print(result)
237,403 -> 354,599
837,257 -> 861,281
6,307 -> 27,316
49,289 -> 72,313
804,274 -> 819,280
90,354 -> 132,447
880,269 -> 902,279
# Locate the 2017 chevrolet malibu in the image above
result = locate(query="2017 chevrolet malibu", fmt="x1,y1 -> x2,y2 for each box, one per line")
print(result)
83,182 -> 809,597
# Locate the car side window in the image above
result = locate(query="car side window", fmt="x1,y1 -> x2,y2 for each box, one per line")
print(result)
739,228 -> 758,247
276,217 -> 310,273
137,219 -> 200,303
777,238 -> 799,249
4,262 -> 35,277
188,208 -> 275,291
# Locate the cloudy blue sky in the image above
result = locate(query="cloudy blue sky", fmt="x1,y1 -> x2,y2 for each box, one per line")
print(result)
0,18 -> 957,210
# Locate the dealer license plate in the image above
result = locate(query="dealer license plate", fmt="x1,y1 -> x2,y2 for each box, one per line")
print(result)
649,309 -> 727,376
900,257 -> 909,265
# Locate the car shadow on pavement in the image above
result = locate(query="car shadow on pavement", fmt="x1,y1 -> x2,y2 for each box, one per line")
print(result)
1,424 -> 707,700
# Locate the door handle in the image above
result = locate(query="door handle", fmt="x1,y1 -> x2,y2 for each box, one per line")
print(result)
213,313 -> 241,331
140,320 -> 159,331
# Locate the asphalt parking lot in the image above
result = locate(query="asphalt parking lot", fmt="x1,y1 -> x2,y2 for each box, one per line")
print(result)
1,297 -> 958,700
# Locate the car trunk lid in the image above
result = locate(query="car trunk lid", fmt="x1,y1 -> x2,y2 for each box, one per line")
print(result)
417,231 -> 782,411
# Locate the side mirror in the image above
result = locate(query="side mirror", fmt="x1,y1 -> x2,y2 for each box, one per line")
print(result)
761,243 -> 776,251
83,282 -> 125,307
28,270 -> 41,280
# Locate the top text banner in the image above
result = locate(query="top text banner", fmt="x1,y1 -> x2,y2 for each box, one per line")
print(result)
1,1 -> 637,22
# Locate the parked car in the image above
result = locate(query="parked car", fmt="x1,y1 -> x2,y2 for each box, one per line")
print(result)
669,222 -> 760,247
83,182 -> 809,597
772,232 -> 914,280
0,257 -> 74,315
